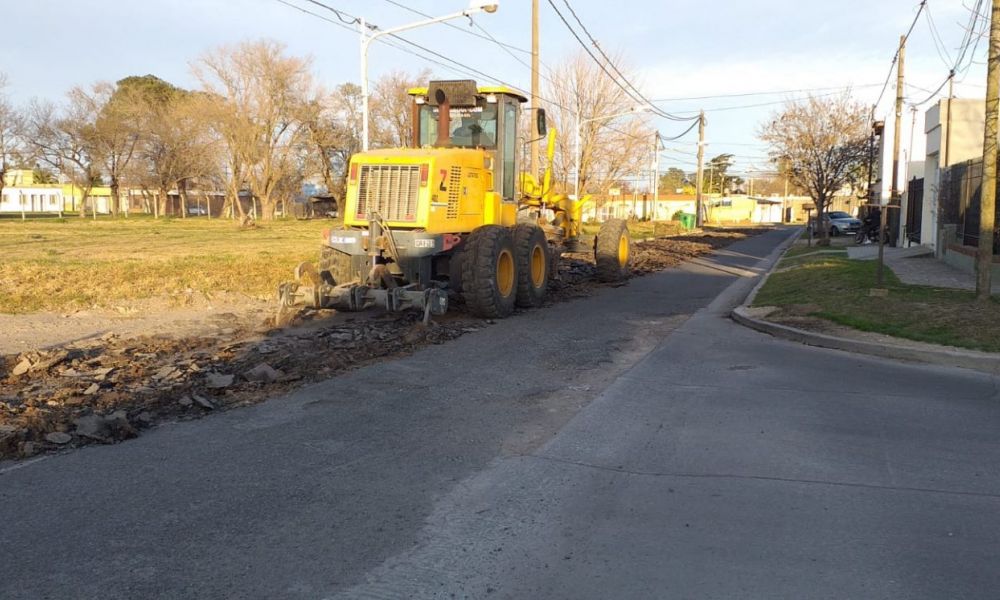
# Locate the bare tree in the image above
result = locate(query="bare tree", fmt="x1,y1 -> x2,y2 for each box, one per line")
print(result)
71,81 -> 145,217
136,91 -> 217,217
759,94 -> 869,245
195,91 -> 250,219
300,70 -> 427,201
193,40 -> 314,220
26,97 -> 101,218
370,68 -> 431,148
542,51 -> 652,200
0,73 -> 26,201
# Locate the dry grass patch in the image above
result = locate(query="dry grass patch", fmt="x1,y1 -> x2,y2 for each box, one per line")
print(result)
0,217 -> 335,313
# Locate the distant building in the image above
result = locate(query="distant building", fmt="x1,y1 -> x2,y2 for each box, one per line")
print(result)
0,169 -> 116,215
584,193 -> 697,222
1,170 -> 69,214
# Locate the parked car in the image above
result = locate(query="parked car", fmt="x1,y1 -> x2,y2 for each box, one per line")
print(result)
811,211 -> 861,236
187,206 -> 208,216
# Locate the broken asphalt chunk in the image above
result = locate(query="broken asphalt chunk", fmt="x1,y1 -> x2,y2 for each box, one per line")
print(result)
204,372 -> 234,389
192,394 -> 214,410
45,432 -> 72,445
244,363 -> 284,384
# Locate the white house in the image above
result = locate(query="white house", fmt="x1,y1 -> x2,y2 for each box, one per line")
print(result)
920,98 -> 985,250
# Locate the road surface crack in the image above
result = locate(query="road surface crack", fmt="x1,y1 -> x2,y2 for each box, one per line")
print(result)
525,453 -> 1000,500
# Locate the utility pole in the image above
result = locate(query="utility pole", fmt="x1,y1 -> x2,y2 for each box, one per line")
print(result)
977,0 -> 1000,300
651,131 -> 660,220
944,72 -> 954,168
879,35 -> 905,285
530,0 -> 540,180
889,33 -> 905,219
695,110 -> 705,227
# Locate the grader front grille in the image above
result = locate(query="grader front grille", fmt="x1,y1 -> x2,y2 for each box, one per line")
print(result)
447,166 -> 461,218
356,164 -> 420,222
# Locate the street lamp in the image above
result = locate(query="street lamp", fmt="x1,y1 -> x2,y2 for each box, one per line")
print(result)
359,1 -> 500,151
574,106 -> 650,200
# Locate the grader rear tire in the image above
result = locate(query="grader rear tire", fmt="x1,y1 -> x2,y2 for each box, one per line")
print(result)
595,219 -> 631,282
513,223 -> 549,308
461,225 -> 518,318
318,246 -> 355,286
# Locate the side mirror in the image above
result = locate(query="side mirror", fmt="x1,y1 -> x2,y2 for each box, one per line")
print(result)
536,108 -> 547,136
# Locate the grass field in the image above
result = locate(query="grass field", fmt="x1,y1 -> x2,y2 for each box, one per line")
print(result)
754,252 -> 1000,352
0,216 -> 335,313
581,220 -> 659,239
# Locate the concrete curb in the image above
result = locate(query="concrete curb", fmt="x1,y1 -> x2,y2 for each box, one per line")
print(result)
730,233 -> 1000,375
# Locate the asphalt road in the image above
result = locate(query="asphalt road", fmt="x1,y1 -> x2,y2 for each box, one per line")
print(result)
4,227 -> 1000,599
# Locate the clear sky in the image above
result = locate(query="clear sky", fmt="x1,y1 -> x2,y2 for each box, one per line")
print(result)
1,0 -> 989,181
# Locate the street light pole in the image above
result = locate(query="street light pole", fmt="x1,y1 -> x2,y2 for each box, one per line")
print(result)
574,105 -> 580,200
652,132 -> 661,220
359,2 -> 499,151
695,110 -> 705,227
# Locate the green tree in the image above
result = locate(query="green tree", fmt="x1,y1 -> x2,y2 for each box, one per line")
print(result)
658,167 -> 688,194
705,153 -> 744,194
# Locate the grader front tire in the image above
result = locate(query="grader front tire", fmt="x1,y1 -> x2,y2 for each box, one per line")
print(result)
513,223 -> 549,308
595,219 -> 631,282
461,225 -> 518,318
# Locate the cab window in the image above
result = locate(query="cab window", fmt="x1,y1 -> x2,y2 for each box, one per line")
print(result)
502,99 -> 517,200
419,104 -> 498,148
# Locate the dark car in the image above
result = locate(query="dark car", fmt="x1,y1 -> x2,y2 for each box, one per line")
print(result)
811,211 -> 861,236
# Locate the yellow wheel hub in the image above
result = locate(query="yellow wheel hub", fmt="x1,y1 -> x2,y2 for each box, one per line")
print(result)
618,233 -> 630,267
530,245 -> 546,288
497,249 -> 515,297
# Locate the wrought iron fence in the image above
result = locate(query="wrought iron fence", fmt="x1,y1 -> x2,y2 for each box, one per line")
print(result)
939,158 -> 1000,253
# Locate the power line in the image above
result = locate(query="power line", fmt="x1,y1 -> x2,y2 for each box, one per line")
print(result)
300,0 -> 365,25
381,0 -> 531,56
910,0 -> 987,107
954,0 -> 987,82
924,2 -> 954,67
277,0 -> 689,142
662,89 -> 865,116
651,83 -> 882,103
871,0 -> 928,119
556,0 -> 693,122
660,119 -> 700,141
469,19 -> 560,89
274,0 -> 489,82
544,0 -> 696,122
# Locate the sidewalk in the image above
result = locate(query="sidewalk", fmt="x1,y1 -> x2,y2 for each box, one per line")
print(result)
732,237 -> 1000,375
846,243 -> 1000,292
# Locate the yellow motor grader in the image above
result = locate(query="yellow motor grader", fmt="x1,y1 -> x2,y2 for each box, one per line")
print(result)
279,79 -> 631,320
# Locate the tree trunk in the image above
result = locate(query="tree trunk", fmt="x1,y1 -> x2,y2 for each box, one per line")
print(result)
815,197 -> 830,247
87,186 -> 97,221
110,177 -> 120,218
179,179 -> 188,219
159,187 -> 169,218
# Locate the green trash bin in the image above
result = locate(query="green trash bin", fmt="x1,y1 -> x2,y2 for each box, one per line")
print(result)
679,213 -> 696,230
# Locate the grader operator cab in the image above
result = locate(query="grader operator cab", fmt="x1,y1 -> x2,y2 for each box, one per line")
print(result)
279,79 -> 631,320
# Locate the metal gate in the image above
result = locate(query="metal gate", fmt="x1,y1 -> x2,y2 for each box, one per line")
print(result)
905,177 -> 923,245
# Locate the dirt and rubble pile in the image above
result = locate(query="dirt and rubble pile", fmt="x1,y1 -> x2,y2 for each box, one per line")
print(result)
0,227 -> 769,460
0,314 -> 475,459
